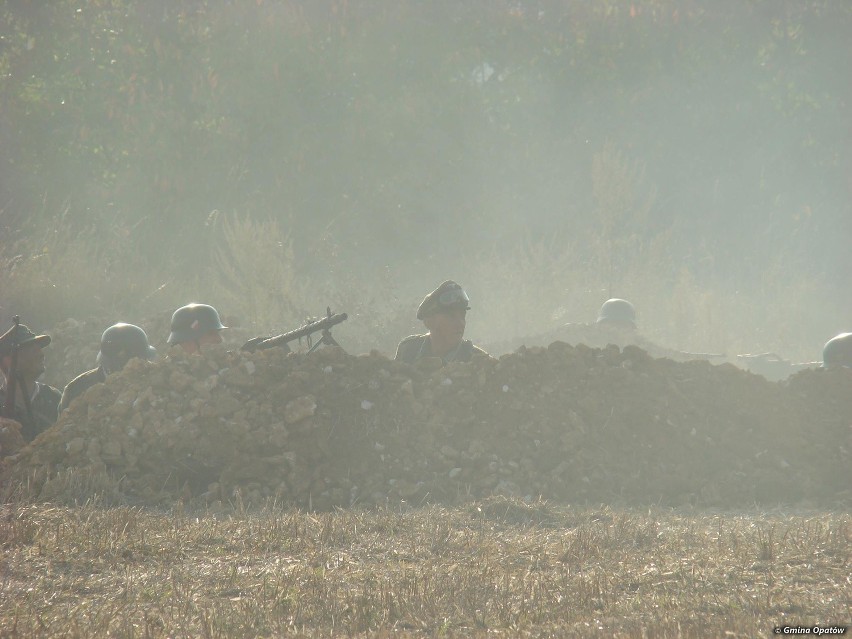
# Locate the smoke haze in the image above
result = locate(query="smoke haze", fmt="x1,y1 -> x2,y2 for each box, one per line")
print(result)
1,0 -> 850,362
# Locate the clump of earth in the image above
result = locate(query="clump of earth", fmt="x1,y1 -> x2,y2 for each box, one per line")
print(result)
4,340 -> 850,511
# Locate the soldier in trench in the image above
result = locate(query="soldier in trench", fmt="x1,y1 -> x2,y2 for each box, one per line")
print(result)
0,322 -> 61,444
822,332 -> 852,369
59,323 -> 157,413
167,303 -> 228,354
395,280 -> 491,365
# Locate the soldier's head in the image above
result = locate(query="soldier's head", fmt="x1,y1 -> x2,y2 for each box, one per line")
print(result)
0,323 -> 50,383
822,332 -> 852,369
596,298 -> 637,331
98,323 -> 157,374
417,281 -> 470,345
167,304 -> 227,354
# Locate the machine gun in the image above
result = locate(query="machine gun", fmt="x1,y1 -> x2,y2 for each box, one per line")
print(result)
2,316 -> 20,419
241,308 -> 348,354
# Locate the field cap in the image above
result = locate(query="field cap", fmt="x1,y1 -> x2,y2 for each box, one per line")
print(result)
0,323 -> 51,357
417,281 -> 471,320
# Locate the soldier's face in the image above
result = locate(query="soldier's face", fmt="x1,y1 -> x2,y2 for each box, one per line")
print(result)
425,308 -> 466,343
199,330 -> 223,347
9,343 -> 46,381
179,330 -> 223,355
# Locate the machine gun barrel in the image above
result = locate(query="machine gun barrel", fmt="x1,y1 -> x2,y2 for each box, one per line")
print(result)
241,312 -> 348,353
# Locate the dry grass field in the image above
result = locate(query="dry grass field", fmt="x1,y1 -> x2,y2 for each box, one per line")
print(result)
1,497 -> 849,638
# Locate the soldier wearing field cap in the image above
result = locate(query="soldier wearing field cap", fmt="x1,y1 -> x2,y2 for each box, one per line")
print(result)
0,321 -> 61,442
395,280 -> 490,365
59,323 -> 157,413
167,303 -> 228,354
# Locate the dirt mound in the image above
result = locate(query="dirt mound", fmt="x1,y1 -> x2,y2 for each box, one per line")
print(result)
483,324 -> 823,382
483,323 -> 727,364
4,342 -> 850,510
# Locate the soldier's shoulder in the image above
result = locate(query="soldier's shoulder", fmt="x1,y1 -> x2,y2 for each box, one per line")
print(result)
396,333 -> 429,353
395,334 -> 429,361
59,368 -> 106,413
66,368 -> 103,388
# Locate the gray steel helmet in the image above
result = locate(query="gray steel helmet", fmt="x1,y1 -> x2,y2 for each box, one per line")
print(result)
597,298 -> 637,328
167,303 -> 227,345
822,332 -> 852,368
97,323 -> 157,373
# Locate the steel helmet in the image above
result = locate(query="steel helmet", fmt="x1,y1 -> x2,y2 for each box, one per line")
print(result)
596,298 -> 637,328
97,323 -> 157,373
167,304 -> 227,345
822,332 -> 852,368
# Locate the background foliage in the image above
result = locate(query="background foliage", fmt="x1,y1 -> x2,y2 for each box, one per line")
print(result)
1,0 -> 850,361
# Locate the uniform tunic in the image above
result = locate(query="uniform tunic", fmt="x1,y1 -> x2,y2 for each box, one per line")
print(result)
0,382 -> 61,442
394,334 -> 489,365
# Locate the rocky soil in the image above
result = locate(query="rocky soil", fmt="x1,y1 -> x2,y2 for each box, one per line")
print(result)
4,338 -> 850,511
482,323 -> 822,381
482,323 -> 731,363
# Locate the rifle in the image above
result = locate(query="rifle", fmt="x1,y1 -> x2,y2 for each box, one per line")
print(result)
2,316 -> 20,419
736,352 -> 818,381
678,351 -> 727,360
241,307 -> 348,353
736,352 -> 784,363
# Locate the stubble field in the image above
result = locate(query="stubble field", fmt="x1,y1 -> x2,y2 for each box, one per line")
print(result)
1,497 -> 850,638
